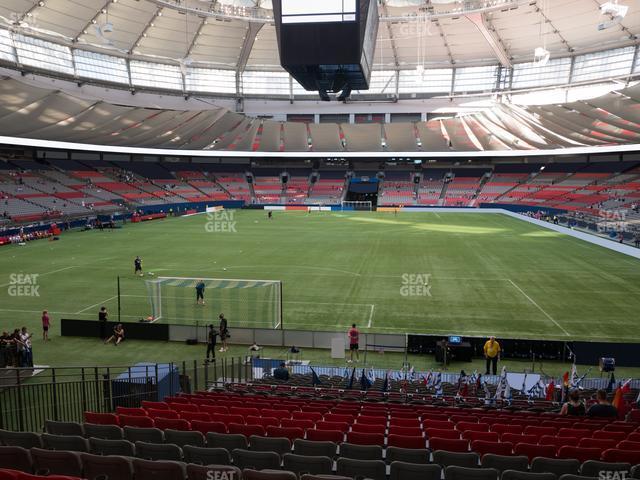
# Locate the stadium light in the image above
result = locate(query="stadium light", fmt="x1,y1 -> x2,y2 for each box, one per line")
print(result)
598,1 -> 628,31
533,46 -> 550,67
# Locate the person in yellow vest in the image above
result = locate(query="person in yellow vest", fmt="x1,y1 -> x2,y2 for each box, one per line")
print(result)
484,336 -> 501,375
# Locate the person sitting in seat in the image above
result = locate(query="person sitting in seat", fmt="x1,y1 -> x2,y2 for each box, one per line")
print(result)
560,389 -> 585,416
587,389 -> 618,418
273,362 -> 290,382
105,324 -> 125,346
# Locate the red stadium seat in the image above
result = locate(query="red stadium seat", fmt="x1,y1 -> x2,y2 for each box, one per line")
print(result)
292,411 -> 322,423
428,437 -> 469,453
387,434 -> 426,449
146,409 -> 180,420
628,409 -> 640,422
456,422 -> 489,433
425,428 -> 461,440
603,424 -> 636,433
246,416 -> 280,430
84,412 -> 119,426
115,407 -> 147,416
200,406 -> 229,416
388,426 -> 423,437
471,440 -> 514,457
230,407 -> 260,418
390,418 -> 420,428
280,418 -> 314,430
324,413 -> 354,424
557,446 -> 603,463
228,423 -> 266,438
190,420 -> 227,435
617,440 -> 640,451
627,433 -> 640,443
602,448 -> 640,464
316,421 -> 349,433
538,435 -> 579,452
423,420 -> 456,430
501,434 -> 538,445
351,423 -> 386,435
267,426 -> 305,442
592,430 -> 626,442
154,418 -> 190,431
513,443 -> 556,463
524,426 -> 556,437
463,431 -> 499,443
346,431 -> 385,447
578,438 -> 617,450
180,412 -> 210,423
261,409 -> 292,421
451,415 -> 476,424
306,429 -> 343,443
491,424 -> 523,436
356,416 -> 386,425
118,415 -> 154,428
558,428 -> 591,439
165,396 -> 189,403
210,414 -> 245,426
168,403 -> 199,413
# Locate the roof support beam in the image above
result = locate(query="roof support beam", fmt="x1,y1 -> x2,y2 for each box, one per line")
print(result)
14,0 -> 43,26
434,19 -> 455,66
465,12 -> 512,68
235,22 -> 264,95
130,7 -> 163,55
535,3 -> 573,53
380,2 -> 400,70
184,17 -> 207,59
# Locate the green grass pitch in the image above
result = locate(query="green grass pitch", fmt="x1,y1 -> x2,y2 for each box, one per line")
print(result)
2,210 -> 640,348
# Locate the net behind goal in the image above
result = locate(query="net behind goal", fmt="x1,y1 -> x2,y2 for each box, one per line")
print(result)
341,201 -> 372,211
145,277 -> 282,329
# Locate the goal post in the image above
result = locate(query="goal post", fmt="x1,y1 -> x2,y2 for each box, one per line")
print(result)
341,201 -> 373,211
144,277 -> 283,329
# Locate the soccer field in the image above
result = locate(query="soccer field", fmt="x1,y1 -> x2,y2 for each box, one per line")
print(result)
1,210 -> 640,343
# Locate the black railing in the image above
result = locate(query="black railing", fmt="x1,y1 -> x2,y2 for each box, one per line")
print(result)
0,357 -> 252,432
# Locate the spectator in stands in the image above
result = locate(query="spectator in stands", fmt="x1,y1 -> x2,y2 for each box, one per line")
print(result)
41,310 -> 50,341
348,323 -> 359,363
105,324 -> 125,346
219,313 -> 229,352
483,336 -> 501,375
205,324 -> 217,363
560,389 -> 585,416
587,389 -> 618,418
273,362 -> 290,382
0,331 -> 12,367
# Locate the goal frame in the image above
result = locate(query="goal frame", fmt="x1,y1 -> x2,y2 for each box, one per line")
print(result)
145,276 -> 283,329
341,201 -> 373,211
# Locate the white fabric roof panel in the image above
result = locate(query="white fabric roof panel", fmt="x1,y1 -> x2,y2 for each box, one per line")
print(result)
282,122 -> 308,152
384,123 -> 419,152
308,123 -> 343,152
341,124 -> 383,152
212,117 -> 254,150
415,121 -> 449,152
257,121 -> 281,152
567,101 -> 640,135
441,118 -> 479,151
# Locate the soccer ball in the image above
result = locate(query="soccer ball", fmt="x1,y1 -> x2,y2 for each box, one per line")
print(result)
147,272 -> 155,276
223,268 -> 227,271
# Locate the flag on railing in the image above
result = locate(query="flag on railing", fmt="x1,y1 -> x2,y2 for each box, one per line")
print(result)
457,370 -> 468,397
347,367 -> 356,390
343,367 -> 350,380
570,363 -> 579,388
482,380 -> 491,400
521,373 -> 528,395
636,388 -> 640,407
432,372 -> 442,397
408,366 -> 415,381
494,366 -> 507,400
528,379 -> 545,399
607,372 -> 616,393
612,378 -> 632,411
382,371 -> 390,393
573,368 -> 591,389
310,367 -> 322,387
422,371 -> 432,388
360,369 -> 372,391
546,380 -> 555,401
368,367 -> 376,384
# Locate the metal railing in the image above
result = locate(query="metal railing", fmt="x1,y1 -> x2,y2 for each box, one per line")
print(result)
0,357 -> 252,432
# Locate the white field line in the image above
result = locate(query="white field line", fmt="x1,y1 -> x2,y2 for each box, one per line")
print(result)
507,278 -> 570,336
367,304 -> 375,328
74,295 -> 118,314
0,266 -> 76,288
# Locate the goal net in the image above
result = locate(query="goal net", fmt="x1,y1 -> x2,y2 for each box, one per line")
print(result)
144,277 -> 282,329
341,201 -> 372,211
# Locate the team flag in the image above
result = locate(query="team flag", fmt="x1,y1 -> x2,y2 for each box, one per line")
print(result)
546,380 -> 555,401
360,369 -> 372,391
606,372 -> 616,393
310,367 -> 322,386
346,367 -> 356,390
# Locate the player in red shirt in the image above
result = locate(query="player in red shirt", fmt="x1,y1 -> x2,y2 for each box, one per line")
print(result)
41,310 -> 51,341
348,323 -> 359,363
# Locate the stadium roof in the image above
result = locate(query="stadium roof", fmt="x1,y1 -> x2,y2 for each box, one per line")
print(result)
2,0 -> 638,73
1,74 -> 639,153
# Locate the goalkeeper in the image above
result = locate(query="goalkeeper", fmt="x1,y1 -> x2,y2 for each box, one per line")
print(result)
195,280 -> 205,305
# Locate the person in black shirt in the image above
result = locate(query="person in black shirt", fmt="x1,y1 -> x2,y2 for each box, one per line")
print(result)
560,389 -> 586,416
206,324 -> 218,362
273,362 -> 290,381
134,256 -> 143,276
105,324 -> 125,346
587,389 -> 618,418
219,313 -> 229,353
196,280 -> 205,305
98,306 -> 108,340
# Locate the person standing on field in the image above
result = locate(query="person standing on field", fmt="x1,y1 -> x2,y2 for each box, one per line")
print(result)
41,310 -> 51,341
206,324 -> 218,362
348,323 -> 359,363
484,336 -> 501,375
219,314 -> 229,352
